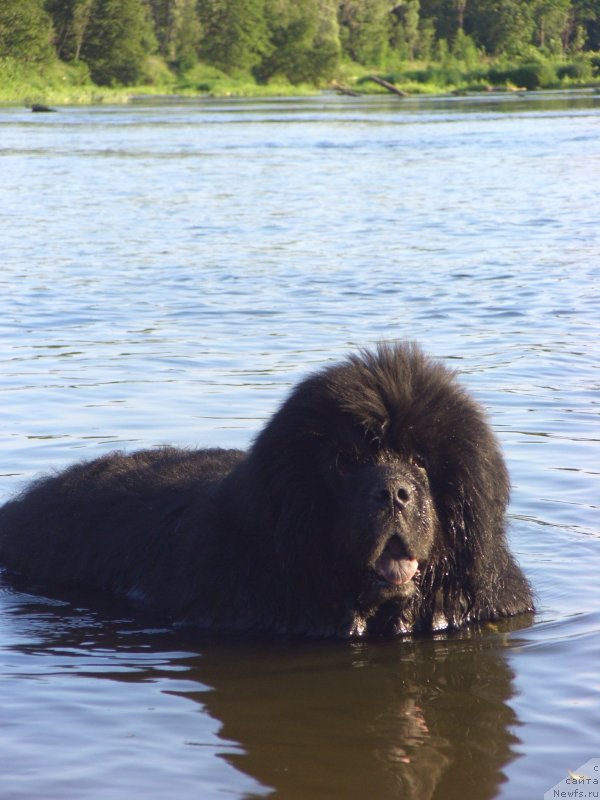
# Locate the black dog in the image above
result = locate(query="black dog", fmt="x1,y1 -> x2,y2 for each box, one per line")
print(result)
0,344 -> 533,637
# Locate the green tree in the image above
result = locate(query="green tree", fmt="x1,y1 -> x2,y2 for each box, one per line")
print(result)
534,0 -> 571,52
0,0 -> 54,62
571,0 -> 600,49
45,0 -> 95,61
454,0 -> 467,32
419,0 -> 459,42
79,0 -> 156,85
451,28 -> 479,65
415,16 -> 436,59
338,0 -> 391,66
174,0 -> 203,70
197,0 -> 270,74
147,0 -> 202,69
390,0 -> 421,61
147,0 -> 177,59
257,0 -> 339,83
466,0 -> 536,55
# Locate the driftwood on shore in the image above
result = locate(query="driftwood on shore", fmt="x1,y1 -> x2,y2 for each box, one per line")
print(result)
331,81 -> 361,97
366,76 -> 408,97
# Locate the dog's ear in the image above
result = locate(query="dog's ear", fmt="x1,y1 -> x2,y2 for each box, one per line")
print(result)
426,428 -> 533,625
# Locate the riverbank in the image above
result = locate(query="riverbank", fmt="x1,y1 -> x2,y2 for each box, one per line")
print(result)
1,55 -> 598,106
0,58 -> 316,105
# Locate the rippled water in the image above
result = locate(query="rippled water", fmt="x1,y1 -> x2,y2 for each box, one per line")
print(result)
0,92 -> 599,799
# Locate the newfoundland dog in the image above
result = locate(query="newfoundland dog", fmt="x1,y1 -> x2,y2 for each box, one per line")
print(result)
0,343 -> 533,638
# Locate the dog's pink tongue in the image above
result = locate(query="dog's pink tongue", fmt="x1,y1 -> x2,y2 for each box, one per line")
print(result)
375,554 -> 419,585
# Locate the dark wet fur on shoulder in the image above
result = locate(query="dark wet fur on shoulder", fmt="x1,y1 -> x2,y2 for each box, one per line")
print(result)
0,343 -> 534,638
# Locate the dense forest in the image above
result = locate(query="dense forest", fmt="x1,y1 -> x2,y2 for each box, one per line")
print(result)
1,0 -> 599,95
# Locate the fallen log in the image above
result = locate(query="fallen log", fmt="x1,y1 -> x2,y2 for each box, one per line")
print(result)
366,76 -> 408,97
331,81 -> 361,97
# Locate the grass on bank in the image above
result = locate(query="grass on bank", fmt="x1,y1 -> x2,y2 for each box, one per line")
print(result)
340,53 -> 599,94
1,52 -> 599,106
0,57 -> 318,105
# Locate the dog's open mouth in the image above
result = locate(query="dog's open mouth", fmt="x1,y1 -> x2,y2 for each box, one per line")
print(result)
373,536 -> 419,586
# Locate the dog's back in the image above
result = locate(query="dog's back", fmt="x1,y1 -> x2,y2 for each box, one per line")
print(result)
0,447 -> 245,610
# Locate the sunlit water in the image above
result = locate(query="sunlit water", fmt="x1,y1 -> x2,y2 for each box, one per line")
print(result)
0,92 -> 598,799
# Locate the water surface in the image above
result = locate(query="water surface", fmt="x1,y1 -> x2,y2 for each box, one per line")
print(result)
1,91 -> 599,799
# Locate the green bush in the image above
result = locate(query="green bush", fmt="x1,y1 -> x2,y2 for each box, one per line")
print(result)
516,62 -> 557,89
141,55 -> 174,86
403,66 -> 462,86
488,62 -> 557,89
556,60 -> 592,81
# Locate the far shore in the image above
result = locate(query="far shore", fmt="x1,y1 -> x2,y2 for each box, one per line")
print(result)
2,82 -> 599,111
2,56 -> 599,109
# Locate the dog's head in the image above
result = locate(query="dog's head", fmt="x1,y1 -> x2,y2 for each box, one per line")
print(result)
240,343 -> 527,636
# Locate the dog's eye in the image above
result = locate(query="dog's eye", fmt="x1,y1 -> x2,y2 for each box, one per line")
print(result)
335,453 -> 357,477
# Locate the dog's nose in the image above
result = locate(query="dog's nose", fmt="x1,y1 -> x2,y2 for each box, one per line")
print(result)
372,480 -> 411,510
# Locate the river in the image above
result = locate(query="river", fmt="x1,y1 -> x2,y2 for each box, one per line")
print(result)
0,91 -> 599,799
